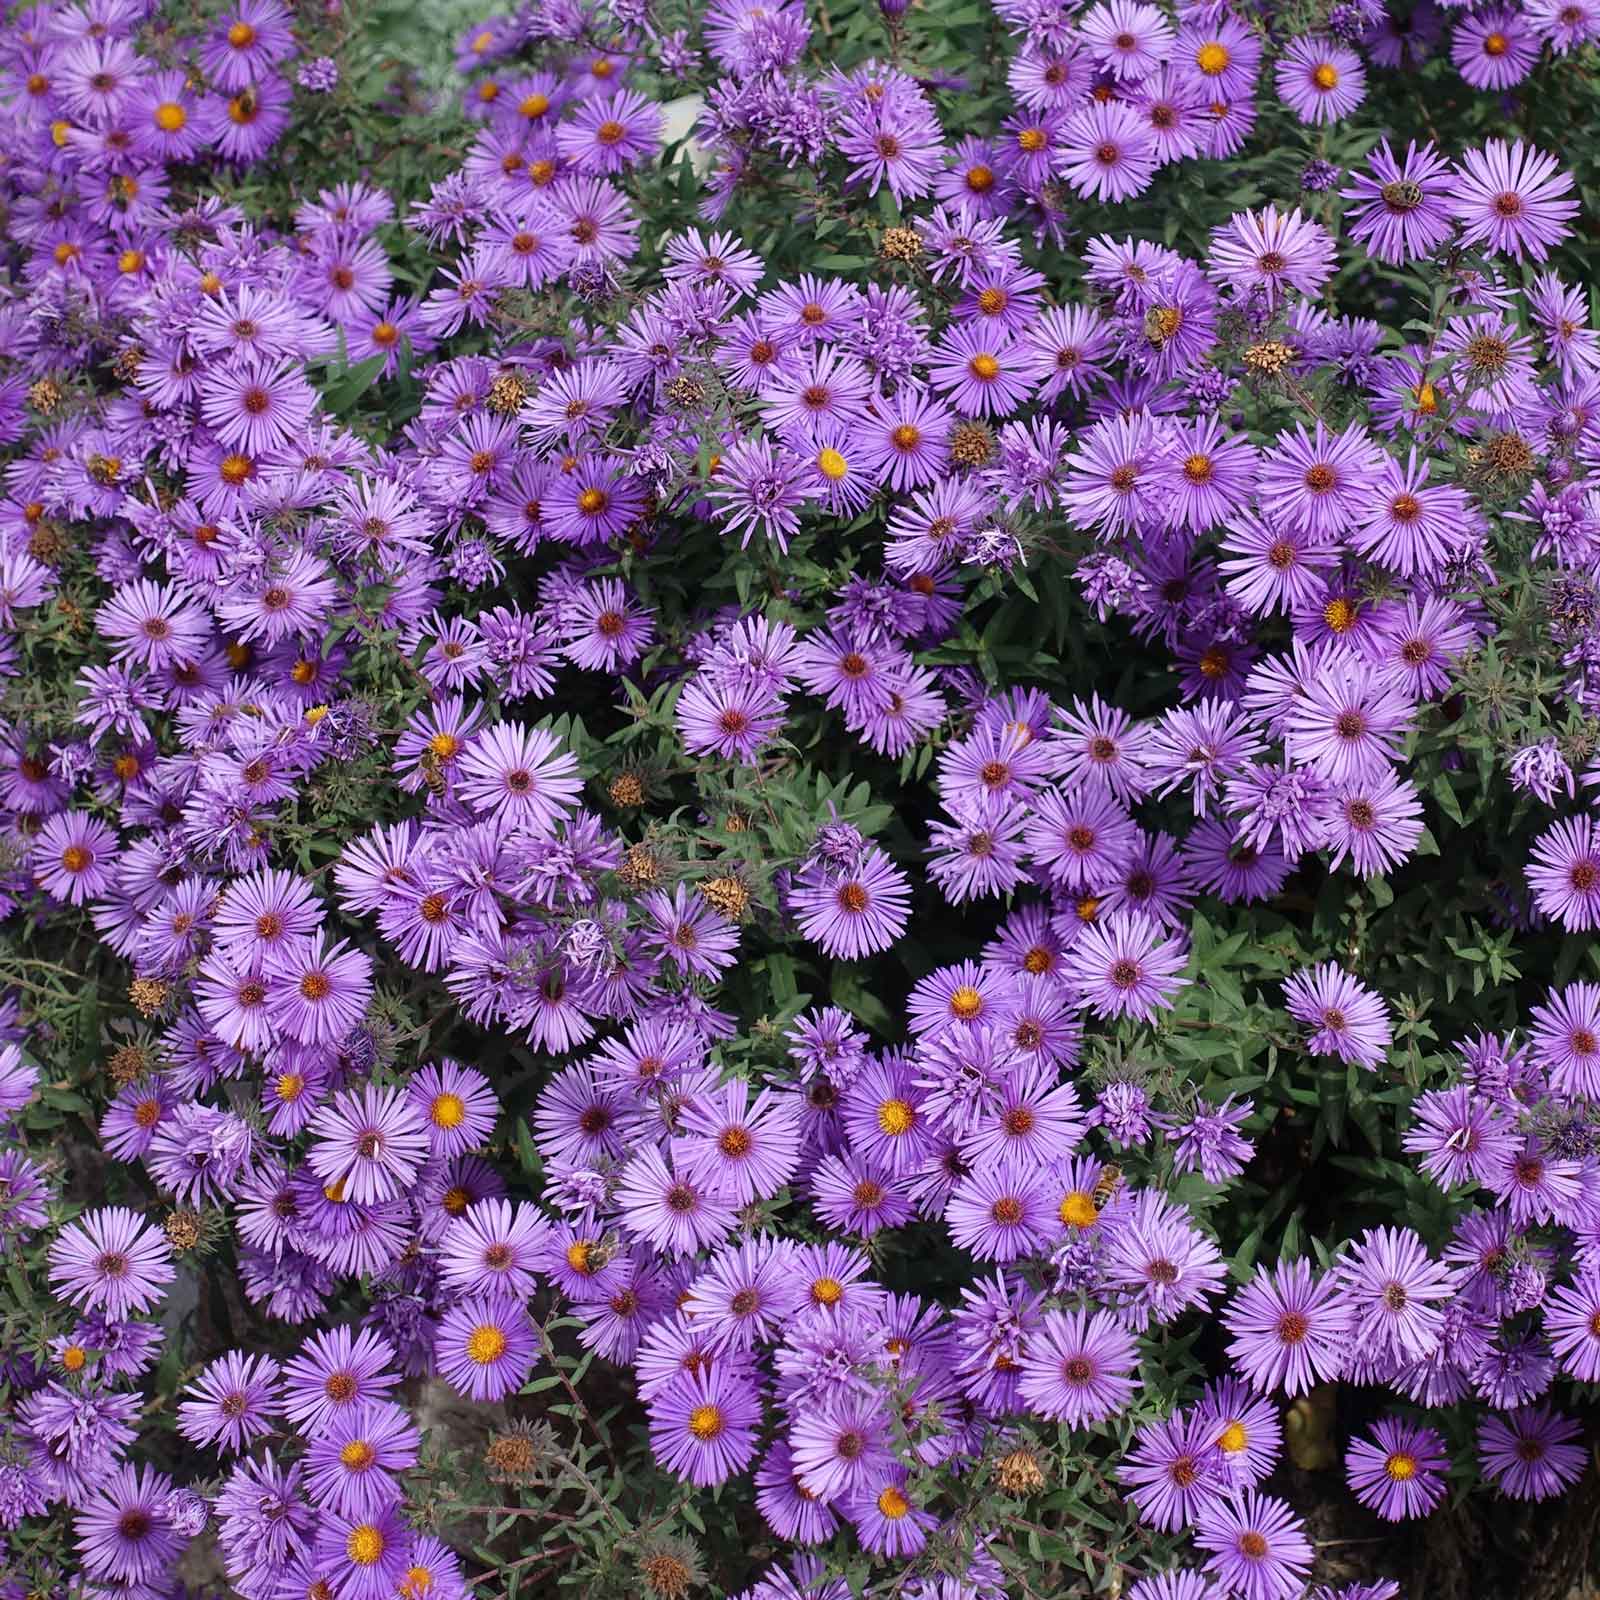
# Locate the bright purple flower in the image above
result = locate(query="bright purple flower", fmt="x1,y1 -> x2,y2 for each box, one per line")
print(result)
1193,1492 -> 1313,1600
1018,1306 -> 1140,1425
1346,1418 -> 1448,1520
1477,1405 -> 1587,1499
647,1366 -> 761,1486
1283,963 -> 1392,1069
1450,139 -> 1578,263
48,1206 -> 174,1319
433,1296 -> 538,1401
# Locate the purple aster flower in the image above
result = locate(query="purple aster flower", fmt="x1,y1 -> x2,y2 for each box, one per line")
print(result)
1526,815 -> 1600,931
31,811 -> 118,905
1449,139 -> 1578,263
1018,1306 -> 1140,1425
1193,1492 -> 1312,1600
177,1350 -> 284,1455
48,1206 -> 174,1319
1341,138 -> 1456,265
1283,963 -> 1392,1069
1275,35 -> 1366,124
1223,1258 -> 1350,1396
1528,983 -> 1600,1097
1477,1405 -> 1587,1499
1120,1407 -> 1229,1532
303,1399 -> 421,1518
615,1146 -> 737,1258
1208,206 -> 1336,307
1346,1418 -> 1448,1520
1402,1086 -> 1518,1189
75,1463 -> 185,1585
1066,912 -> 1188,1021
1543,1268 -> 1600,1381
433,1295 -> 537,1401
792,847 -> 912,960
647,1366 -> 761,1486
1058,100 -> 1159,202
1334,1226 -> 1453,1364
282,1324 -> 401,1432
1452,9 -> 1538,89
944,1160 -> 1057,1261
307,1085 -> 432,1206
316,1502 -> 413,1600
1162,1095 -> 1254,1182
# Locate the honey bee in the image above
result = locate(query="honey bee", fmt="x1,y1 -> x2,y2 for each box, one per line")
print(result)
417,746 -> 449,797
1091,1163 -> 1123,1208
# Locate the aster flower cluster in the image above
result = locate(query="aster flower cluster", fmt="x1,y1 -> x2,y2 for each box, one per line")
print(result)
0,0 -> 1599,1597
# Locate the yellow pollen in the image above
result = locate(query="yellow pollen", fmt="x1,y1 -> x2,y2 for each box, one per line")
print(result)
1060,1190 -> 1100,1227
877,1098 -> 915,1135
339,1440 -> 377,1470
877,1485 -> 910,1518
811,1275 -> 843,1306
154,101 -> 186,131
688,1403 -> 724,1439
566,1240 -> 595,1274
817,447 -> 849,481
227,20 -> 257,47
346,1525 -> 384,1566
431,1092 -> 466,1129
1217,1421 -> 1248,1453
466,1324 -> 508,1364
1311,62 -> 1339,89
1196,41 -> 1231,73
970,353 -> 1001,381
62,1345 -> 88,1371
949,984 -> 984,1019
1385,1452 -> 1418,1481
1323,596 -> 1357,633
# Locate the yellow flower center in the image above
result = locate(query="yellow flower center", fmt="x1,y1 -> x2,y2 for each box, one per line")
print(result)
346,1525 -> 384,1566
1196,41 -> 1231,73
688,1404 -> 724,1440
466,1324 -> 508,1364
154,101 -> 187,131
1059,1190 -> 1100,1228
817,447 -> 849,481
1323,597 -> 1357,633
340,1440 -> 377,1470
1385,1451 -> 1417,1481
1217,1421 -> 1248,1453
1311,62 -> 1339,89
227,20 -> 257,47
877,1485 -> 910,1518
431,1092 -> 466,1129
876,1098 -> 914,1136
950,984 -> 984,1019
